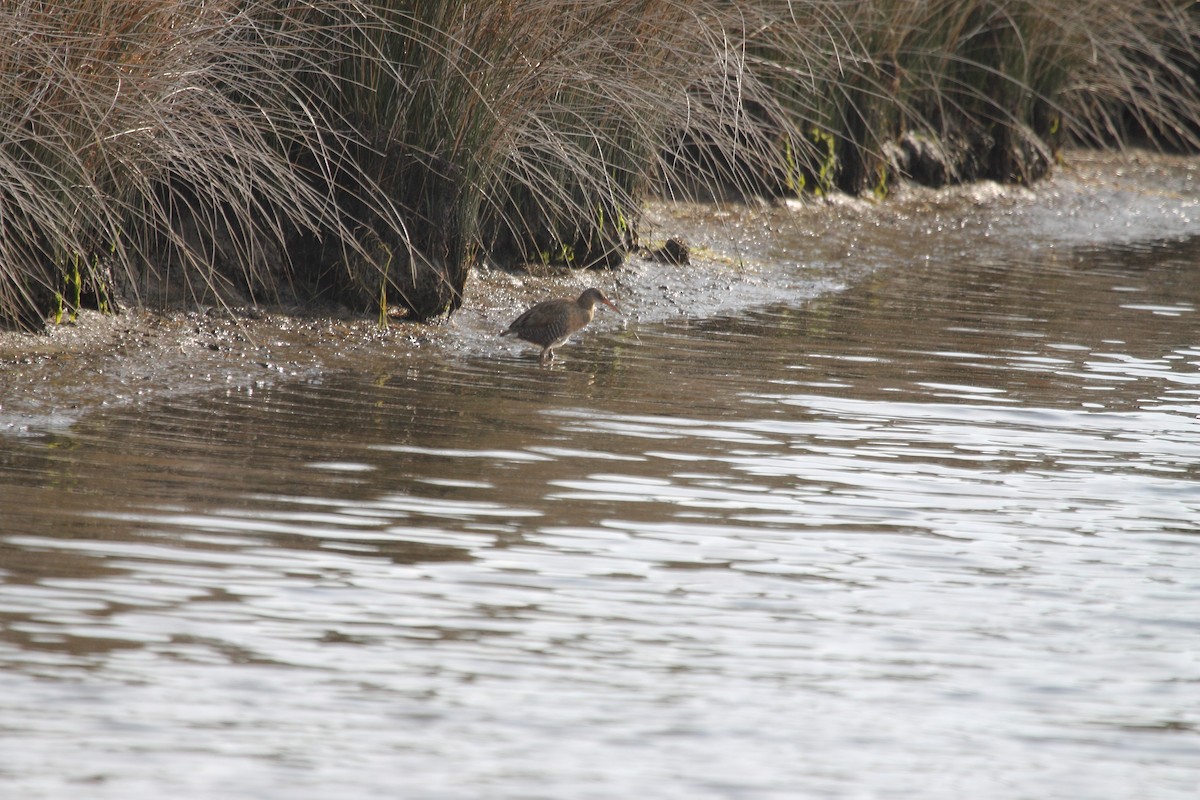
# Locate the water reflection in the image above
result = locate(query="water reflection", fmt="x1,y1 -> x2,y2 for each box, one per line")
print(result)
3,181 -> 1200,798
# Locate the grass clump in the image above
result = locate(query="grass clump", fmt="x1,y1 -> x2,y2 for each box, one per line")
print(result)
0,1 -> 346,326
732,0 -> 1200,195
1,0 -> 1198,329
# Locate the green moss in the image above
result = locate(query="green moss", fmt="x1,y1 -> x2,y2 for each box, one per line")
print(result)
872,164 -> 890,202
809,127 -> 837,197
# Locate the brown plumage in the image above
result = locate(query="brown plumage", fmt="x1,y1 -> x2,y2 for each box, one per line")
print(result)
501,287 -> 619,364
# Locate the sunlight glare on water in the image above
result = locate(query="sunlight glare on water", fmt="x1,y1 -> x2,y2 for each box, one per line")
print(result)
2,160 -> 1200,799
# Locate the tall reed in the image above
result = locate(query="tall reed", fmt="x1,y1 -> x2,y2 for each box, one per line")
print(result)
0,1 -> 354,327
1058,0 -> 1200,151
754,0 -> 1200,193
1,0 -> 1197,328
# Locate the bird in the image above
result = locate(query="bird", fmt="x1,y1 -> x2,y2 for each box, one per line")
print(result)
500,287 -> 619,365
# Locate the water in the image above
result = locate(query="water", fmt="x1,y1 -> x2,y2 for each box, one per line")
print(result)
2,154 -> 1200,799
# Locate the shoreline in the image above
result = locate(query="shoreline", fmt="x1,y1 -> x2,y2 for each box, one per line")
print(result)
3,149 -> 1197,435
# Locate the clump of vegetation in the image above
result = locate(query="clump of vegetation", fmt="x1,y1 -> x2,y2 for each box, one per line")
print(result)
1,0 -> 1198,329
0,1 -> 353,326
746,0 -> 1200,194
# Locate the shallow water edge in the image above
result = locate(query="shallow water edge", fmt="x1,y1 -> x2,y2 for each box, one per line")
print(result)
3,148 -> 1196,436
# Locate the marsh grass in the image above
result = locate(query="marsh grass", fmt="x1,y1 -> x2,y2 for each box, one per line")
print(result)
1057,1 -> 1200,151
0,1 -> 357,327
749,0 -> 1200,192
480,1 -> 805,266
1,0 -> 1198,328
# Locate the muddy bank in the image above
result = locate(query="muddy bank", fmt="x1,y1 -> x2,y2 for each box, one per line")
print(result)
0,248 -> 770,434
3,149 -> 1197,435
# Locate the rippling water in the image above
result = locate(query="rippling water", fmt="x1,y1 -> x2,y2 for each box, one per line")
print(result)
3,158 -> 1200,798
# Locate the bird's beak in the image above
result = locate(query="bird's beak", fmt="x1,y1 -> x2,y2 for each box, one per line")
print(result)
604,298 -> 621,314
